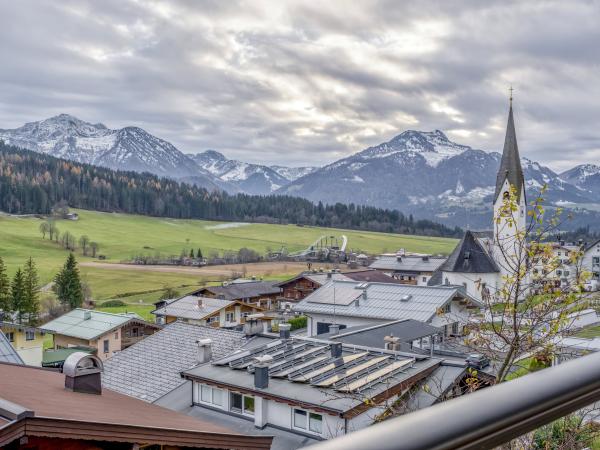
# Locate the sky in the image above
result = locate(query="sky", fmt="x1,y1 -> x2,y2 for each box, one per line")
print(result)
0,1 -> 599,171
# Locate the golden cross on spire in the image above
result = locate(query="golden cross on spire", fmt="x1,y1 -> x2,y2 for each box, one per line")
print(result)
509,85 -> 514,106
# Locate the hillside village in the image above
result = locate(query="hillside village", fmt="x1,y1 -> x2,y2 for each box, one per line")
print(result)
2,100 -> 600,449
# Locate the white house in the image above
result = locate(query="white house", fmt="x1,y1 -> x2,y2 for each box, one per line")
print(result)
369,254 -> 446,286
293,281 -> 481,338
582,239 -> 600,290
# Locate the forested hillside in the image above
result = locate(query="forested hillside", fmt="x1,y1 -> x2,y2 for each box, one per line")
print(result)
0,142 -> 461,237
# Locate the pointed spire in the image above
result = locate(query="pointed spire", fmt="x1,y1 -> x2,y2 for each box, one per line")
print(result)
494,95 -> 525,202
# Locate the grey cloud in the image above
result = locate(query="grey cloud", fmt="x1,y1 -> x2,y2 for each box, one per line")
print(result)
0,0 -> 599,171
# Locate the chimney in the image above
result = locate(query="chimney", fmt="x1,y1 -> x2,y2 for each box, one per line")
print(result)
396,256 -> 402,262
330,342 -> 343,358
279,322 -> 291,339
63,352 -> 103,395
327,271 -> 332,279
196,338 -> 212,363
83,310 -> 92,320
197,298 -> 204,308
253,355 -> 273,389
384,334 -> 401,351
328,323 -> 340,335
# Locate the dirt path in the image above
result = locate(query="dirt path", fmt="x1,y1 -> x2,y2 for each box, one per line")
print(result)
80,261 -> 314,277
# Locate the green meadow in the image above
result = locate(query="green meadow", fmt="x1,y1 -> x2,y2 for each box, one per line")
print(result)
0,209 -> 457,304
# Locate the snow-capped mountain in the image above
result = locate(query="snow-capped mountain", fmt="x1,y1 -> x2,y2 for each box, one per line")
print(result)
278,130 -> 598,228
190,150 -> 316,195
0,114 -> 224,189
560,164 -> 600,197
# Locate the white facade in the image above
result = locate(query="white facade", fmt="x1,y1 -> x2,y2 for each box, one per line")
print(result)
582,241 -> 600,290
441,271 -> 500,304
191,381 -> 374,440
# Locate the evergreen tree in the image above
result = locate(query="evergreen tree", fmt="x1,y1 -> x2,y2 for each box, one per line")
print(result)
11,269 -> 26,324
23,257 -> 40,325
54,253 -> 84,310
0,257 -> 10,314
197,248 -> 203,259
189,248 -> 195,258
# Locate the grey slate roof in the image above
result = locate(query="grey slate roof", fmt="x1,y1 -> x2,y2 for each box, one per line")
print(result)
102,321 -> 247,402
40,308 -> 132,340
0,331 -> 23,365
439,231 -> 500,274
194,280 -> 280,300
152,296 -> 236,320
293,280 -> 480,322
494,103 -> 525,202
318,319 -> 442,347
369,255 -> 446,273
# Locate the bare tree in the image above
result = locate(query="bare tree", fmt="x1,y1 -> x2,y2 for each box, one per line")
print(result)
79,235 -> 90,256
460,186 -> 591,382
39,221 -> 49,239
90,241 -> 99,258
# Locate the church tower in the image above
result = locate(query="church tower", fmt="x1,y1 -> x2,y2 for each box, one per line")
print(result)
492,95 -> 527,273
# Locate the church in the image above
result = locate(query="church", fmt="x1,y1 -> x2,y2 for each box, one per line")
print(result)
435,97 -> 527,303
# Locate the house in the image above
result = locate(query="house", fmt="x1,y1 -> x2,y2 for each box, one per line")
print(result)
103,322 -> 247,409
369,254 -> 446,285
0,330 -> 23,364
190,279 -> 281,309
41,308 -> 160,361
530,241 -> 582,292
0,353 -> 272,449
0,321 -> 46,366
277,269 -> 401,303
152,295 -> 272,329
582,239 -> 600,290
293,280 -> 481,337
180,332 -> 477,442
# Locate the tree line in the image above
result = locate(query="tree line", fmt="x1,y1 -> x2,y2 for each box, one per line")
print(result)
0,254 -> 84,325
0,142 -> 462,237
39,218 -> 100,256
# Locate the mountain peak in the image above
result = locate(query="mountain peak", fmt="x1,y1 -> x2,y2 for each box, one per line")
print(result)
199,149 -> 228,161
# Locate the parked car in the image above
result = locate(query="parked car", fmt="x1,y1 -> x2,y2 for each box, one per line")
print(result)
466,353 -> 490,370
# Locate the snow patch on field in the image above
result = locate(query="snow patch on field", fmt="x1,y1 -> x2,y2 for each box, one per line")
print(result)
204,222 -> 251,230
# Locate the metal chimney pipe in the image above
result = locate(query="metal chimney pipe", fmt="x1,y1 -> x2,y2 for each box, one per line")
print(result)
279,323 -> 291,339
253,355 -> 273,389
330,342 -> 343,358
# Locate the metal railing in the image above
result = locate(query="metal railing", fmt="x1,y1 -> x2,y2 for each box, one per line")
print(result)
309,350 -> 600,450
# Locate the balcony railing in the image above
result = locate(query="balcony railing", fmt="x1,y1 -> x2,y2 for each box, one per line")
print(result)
309,350 -> 600,450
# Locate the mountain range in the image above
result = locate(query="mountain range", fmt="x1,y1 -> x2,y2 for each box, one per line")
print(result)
1,114 -> 599,229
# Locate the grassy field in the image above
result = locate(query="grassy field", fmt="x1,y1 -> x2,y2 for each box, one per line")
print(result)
0,209 -> 457,304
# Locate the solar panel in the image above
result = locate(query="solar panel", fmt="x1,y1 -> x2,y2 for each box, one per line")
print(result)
270,355 -> 330,378
268,346 -> 330,373
335,359 -> 413,393
313,356 -> 389,387
289,352 -> 367,382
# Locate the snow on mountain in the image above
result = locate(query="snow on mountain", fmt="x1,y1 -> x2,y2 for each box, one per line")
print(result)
278,129 -> 598,228
560,164 -> 600,197
190,150 -> 314,195
0,114 -> 221,186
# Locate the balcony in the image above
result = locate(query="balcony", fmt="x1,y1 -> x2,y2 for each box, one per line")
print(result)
308,351 -> 600,450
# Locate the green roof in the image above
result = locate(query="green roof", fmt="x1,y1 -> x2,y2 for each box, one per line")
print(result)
42,346 -> 93,366
41,308 -> 132,340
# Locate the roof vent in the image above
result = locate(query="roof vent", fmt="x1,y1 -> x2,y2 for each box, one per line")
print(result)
422,256 -> 429,261
329,323 -> 341,335
279,322 -> 291,339
196,338 -> 212,364
400,294 -> 412,302
63,352 -> 103,395
253,355 -> 273,389
384,335 -> 401,351
396,256 -> 402,262
330,342 -> 343,358
197,298 -> 203,309
463,251 -> 471,260
83,310 -> 92,320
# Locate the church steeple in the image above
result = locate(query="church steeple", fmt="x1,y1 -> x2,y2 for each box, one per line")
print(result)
494,95 -> 525,203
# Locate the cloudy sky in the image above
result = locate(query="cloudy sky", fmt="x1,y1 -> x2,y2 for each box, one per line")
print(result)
0,1 -> 599,170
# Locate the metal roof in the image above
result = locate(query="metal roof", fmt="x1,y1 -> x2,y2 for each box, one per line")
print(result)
152,296 -> 236,320
494,102 -> 525,203
182,337 -> 440,414
293,281 -> 479,322
102,322 -> 247,402
369,255 -> 446,273
40,308 -> 132,340
318,320 -> 442,347
0,331 -> 23,365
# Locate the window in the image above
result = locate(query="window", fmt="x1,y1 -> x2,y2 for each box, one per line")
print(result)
208,316 -> 219,323
6,332 -> 14,342
199,384 -> 223,406
293,408 -> 323,435
452,322 -> 459,335
230,392 -> 254,416
114,332 -> 119,340
225,312 -> 235,322
444,303 -> 451,313
422,277 -> 427,283
25,330 -> 35,341
103,339 -> 109,353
